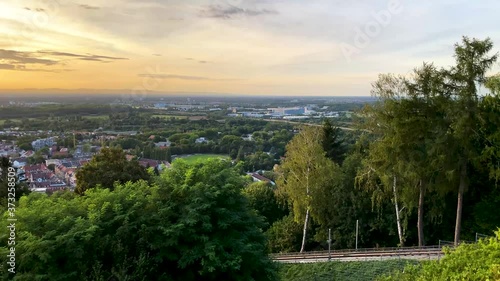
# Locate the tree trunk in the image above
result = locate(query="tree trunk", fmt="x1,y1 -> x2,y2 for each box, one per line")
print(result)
300,208 -> 310,253
417,180 -> 425,247
454,163 -> 467,246
392,176 -> 404,247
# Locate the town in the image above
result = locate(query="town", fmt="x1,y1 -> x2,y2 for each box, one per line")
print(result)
0,95 -> 366,194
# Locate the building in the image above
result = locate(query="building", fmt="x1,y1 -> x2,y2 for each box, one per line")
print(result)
155,140 -> 171,148
31,137 -> 56,151
195,137 -> 208,144
247,172 -> 276,185
138,159 -> 171,171
268,107 -> 306,116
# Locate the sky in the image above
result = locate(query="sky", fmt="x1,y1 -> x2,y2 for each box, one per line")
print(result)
0,0 -> 499,96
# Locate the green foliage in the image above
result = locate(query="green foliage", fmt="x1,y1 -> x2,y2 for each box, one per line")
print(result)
243,182 -> 287,230
266,215 -> 303,253
322,118 -> 346,165
75,147 -> 150,194
380,230 -> 500,281
485,74 -> 500,95
241,151 -> 276,171
277,126 -> 336,251
277,127 -> 335,225
0,159 -> 277,281
279,260 -> 415,281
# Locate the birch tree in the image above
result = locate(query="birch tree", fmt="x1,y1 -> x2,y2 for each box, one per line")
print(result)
277,126 -> 334,252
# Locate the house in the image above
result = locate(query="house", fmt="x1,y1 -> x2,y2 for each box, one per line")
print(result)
247,172 -> 276,186
45,159 -> 61,166
138,158 -> 171,171
155,140 -> 171,148
242,134 -> 253,141
51,147 -> 69,158
195,137 -> 208,144
11,159 -> 27,169
31,137 -> 56,151
64,169 -> 77,187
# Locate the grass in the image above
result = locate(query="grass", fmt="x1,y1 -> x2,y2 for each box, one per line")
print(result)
0,118 -> 25,125
175,154 -> 230,164
278,260 -> 418,281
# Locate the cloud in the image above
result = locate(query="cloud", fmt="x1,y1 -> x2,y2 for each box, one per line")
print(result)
24,7 -> 46,12
0,62 -> 71,72
152,54 -> 162,56
79,4 -> 100,10
0,63 -> 15,70
36,51 -> 128,62
0,49 -> 126,72
201,5 -> 278,19
185,58 -> 210,64
0,49 -> 58,65
137,73 -> 239,81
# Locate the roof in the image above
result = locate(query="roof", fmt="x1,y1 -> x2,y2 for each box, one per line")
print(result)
249,173 -> 272,182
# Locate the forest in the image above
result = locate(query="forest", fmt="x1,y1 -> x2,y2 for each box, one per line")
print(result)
0,37 -> 499,280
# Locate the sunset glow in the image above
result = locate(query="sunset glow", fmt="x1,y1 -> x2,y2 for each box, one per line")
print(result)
1,0 -> 499,96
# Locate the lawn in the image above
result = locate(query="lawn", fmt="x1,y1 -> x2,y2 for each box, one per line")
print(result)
0,118 -> 24,125
175,154 -> 230,164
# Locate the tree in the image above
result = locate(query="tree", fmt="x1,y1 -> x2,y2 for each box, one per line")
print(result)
75,147 -> 150,194
277,126 -> 335,252
448,37 -> 498,245
322,119 -> 346,165
242,181 -> 287,230
357,137 -> 408,247
0,159 -> 277,280
166,148 -> 172,163
485,74 -> 500,95
18,143 -> 32,151
363,64 -> 451,247
47,163 -> 56,172
236,146 -> 245,162
82,143 -> 91,153
266,215 -> 303,253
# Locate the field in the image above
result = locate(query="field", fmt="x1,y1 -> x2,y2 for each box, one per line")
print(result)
0,118 -> 29,125
278,260 -> 418,281
174,154 -> 230,163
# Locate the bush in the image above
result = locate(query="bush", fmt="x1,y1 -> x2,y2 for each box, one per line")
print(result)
379,229 -> 500,281
0,159 -> 277,281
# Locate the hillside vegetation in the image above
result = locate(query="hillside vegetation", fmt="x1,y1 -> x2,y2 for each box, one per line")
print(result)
279,260 -> 416,281
379,230 -> 500,281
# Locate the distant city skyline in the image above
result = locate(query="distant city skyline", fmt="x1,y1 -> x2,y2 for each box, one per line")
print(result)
1,0 -> 499,96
